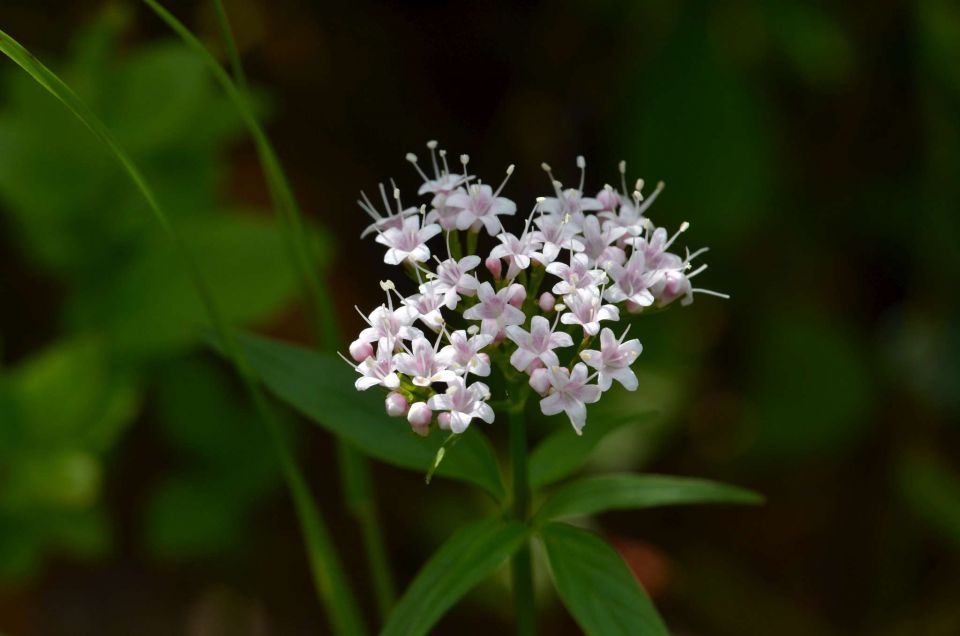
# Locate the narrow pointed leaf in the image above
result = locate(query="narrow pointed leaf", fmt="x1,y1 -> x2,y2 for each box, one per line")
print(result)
541,522 -> 669,636
528,411 -> 656,489
536,473 -> 763,523
382,517 -> 527,636
231,331 -> 505,500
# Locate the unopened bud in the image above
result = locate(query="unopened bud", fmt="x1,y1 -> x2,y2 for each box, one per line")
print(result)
437,412 -> 452,431
407,402 -> 432,436
385,391 -> 409,417
539,292 -> 556,312
349,340 -> 373,362
529,368 -> 551,396
507,284 -> 526,307
485,256 -> 502,279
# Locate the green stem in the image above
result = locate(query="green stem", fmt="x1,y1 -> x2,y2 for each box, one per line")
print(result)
0,25 -> 367,636
337,443 -> 396,621
508,403 -> 536,635
183,0 -> 397,621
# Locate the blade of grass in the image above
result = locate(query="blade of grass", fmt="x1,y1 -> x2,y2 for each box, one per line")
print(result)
141,0 -> 335,350
157,0 -> 398,618
0,29 -> 367,636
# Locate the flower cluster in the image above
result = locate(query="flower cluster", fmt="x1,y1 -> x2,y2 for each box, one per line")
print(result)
344,141 -> 726,436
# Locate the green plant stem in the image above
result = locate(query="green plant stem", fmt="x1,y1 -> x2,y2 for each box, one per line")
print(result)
155,0 -> 396,619
337,442 -> 396,621
0,28 -> 366,636
508,404 -> 536,635
210,0 -> 247,93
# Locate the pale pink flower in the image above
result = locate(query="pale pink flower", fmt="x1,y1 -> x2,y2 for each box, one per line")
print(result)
539,363 -> 602,433
355,341 -> 401,391
393,337 -> 457,387
546,252 -> 608,297
462,282 -> 526,337
604,251 -> 655,308
579,215 -> 626,268
437,330 -> 494,377
427,378 -> 495,433
424,256 -> 481,309
505,316 -> 574,372
560,288 -> 620,336
375,215 -> 442,265
579,327 -> 643,391
446,184 -> 517,235
489,231 -> 545,280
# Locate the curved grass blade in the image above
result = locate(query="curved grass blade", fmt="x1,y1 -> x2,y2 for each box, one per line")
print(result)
541,522 -> 669,636
535,473 -> 763,523
382,517 -> 527,636
528,411 -> 657,489
0,30 -> 366,636
232,331 -> 506,500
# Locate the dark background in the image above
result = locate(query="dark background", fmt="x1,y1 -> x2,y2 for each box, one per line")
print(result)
1,0 -> 958,634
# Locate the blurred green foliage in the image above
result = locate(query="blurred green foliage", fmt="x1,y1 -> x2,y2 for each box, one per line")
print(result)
0,7 -> 305,582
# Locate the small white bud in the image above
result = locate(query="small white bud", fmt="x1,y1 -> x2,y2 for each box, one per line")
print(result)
380,280 -> 396,291
426,140 -> 438,149
618,160 -> 626,174
679,221 -> 690,232
393,188 -> 400,200
467,325 -> 480,335
554,303 -> 566,312
460,154 -> 470,165
635,178 -> 644,192
541,162 -> 552,172
576,155 -> 585,168
405,153 -> 418,163
506,164 -> 515,175
535,196 -> 546,203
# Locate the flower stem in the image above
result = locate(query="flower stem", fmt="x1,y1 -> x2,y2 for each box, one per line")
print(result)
508,402 -> 536,635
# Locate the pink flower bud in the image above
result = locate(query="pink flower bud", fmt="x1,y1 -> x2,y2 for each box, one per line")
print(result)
349,339 -> 373,362
529,368 -> 551,396
407,402 -> 432,436
507,283 -> 526,307
437,412 -> 452,431
625,300 -> 644,314
485,256 -> 502,279
526,358 -> 545,374
385,391 -> 409,417
539,292 -> 555,312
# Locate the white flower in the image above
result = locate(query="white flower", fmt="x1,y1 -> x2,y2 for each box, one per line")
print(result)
462,282 -> 526,337
649,268 -> 694,307
546,252 -> 608,297
560,288 -> 620,336
438,330 -> 493,377
539,363 -> 602,433
579,327 -> 643,391
446,184 -> 517,235
427,378 -> 495,433
539,188 -> 602,229
394,337 -> 457,387
427,256 -> 481,309
403,283 -> 447,331
357,304 -> 422,344
375,215 -> 442,265
604,251 -> 655,308
489,230 -> 545,280
579,215 -> 626,268
505,315 -> 574,372
532,213 -> 583,262
355,340 -> 401,391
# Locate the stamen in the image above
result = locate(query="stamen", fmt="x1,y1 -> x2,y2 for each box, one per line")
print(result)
663,220 -> 689,250
618,160 -> 628,196
576,155 -> 586,191
427,140 -> 440,178
688,263 -> 708,279
336,351 -> 359,370
438,149 -> 450,176
636,181 -> 665,216
692,288 -> 730,299
493,163 -> 515,197
406,152 -> 429,181
618,323 -> 632,344
378,183 -> 392,217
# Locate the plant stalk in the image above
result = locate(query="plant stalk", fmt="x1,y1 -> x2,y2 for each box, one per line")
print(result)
165,0 -> 397,619
508,403 -> 536,635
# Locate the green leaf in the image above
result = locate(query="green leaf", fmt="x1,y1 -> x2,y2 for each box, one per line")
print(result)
231,331 -> 506,499
541,522 -> 669,636
528,412 -> 656,489
535,473 -> 763,523
382,517 -> 527,636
